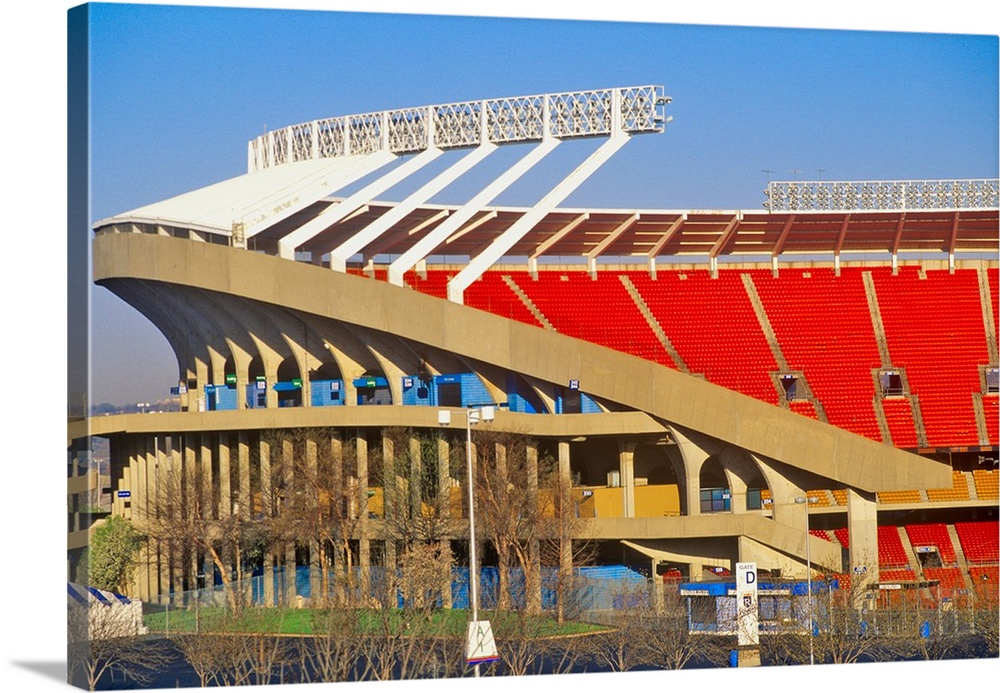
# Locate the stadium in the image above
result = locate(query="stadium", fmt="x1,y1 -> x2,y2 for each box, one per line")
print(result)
69,85 -> 998,670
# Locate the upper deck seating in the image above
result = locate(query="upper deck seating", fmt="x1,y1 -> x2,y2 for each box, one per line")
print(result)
753,268 -> 883,441
905,523 -> 957,565
629,270 -> 778,401
873,267 -> 989,448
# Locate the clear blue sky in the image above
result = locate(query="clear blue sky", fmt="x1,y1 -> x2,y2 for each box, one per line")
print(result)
83,2 -> 998,407
3,4 -> 999,693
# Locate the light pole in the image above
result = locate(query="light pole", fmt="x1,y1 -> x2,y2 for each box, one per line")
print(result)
795,495 -> 818,665
438,405 -> 495,677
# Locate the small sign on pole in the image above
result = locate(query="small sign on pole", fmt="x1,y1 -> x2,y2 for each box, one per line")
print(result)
735,561 -> 760,647
465,620 -> 499,665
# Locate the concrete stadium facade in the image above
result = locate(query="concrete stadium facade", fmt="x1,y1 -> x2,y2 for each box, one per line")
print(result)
68,87 -> 997,608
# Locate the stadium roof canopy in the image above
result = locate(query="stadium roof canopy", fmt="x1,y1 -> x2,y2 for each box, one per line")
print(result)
94,85 -> 998,301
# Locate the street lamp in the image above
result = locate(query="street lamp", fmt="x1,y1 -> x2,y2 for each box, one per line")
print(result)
794,495 -> 818,665
438,405 -> 495,677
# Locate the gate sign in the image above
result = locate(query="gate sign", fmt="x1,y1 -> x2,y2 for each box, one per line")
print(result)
735,561 -> 760,646
465,620 -> 499,665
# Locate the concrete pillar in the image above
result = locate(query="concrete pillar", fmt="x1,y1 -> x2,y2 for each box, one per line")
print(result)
437,434 -> 453,608
329,432 -> 346,606
306,436 -> 321,603
259,437 -> 275,607
356,429 -> 371,602
558,440 -> 573,583
128,436 -> 147,597
218,435 -> 231,519
526,440 -> 541,614
281,437 -> 297,605
381,433 -> 397,602
200,433 -> 215,595
184,434 -> 199,591
672,429 -> 712,516
846,488 -> 879,601
409,434 -> 423,518
619,441 -> 636,518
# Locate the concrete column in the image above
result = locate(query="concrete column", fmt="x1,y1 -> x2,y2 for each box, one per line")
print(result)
619,442 -> 636,518
846,488 -> 879,601
329,432 -> 346,606
409,435 -> 423,518
356,429 -> 371,602
306,436 -> 321,603
140,436 -> 155,599
526,440 -> 541,615
200,434 -> 215,594
167,438 -> 183,597
218,435 -> 231,519
672,428 -> 712,516
184,434 -> 199,591
437,434 -> 453,608
652,558 -> 664,614
281,437 -> 297,605
259,437 -> 275,607
382,433 -> 397,604
558,440 -> 572,584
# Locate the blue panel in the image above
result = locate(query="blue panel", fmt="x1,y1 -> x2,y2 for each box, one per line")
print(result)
402,375 -> 433,406
310,379 -> 343,407
459,373 -> 493,407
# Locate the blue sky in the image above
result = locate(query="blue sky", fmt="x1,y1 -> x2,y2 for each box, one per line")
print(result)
3,3 -> 999,693
82,3 -> 998,407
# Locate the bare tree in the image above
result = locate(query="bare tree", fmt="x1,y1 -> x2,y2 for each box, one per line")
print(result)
377,428 -> 461,616
472,429 -> 547,612
68,601 -> 170,691
646,583 -> 728,669
538,461 -> 597,624
265,427 -> 365,608
142,459 -> 275,617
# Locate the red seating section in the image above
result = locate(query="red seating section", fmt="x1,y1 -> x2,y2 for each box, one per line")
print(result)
833,527 -> 850,548
510,271 -> 675,366
753,268 -> 883,441
629,271 -> 777,401
465,272 -> 545,327
882,397 -> 919,448
394,265 -> 994,451
789,400 -> 821,420
955,521 -> 1000,564
905,523 -> 957,565
405,269 -> 451,299
923,566 -> 964,592
878,526 -> 910,568
873,267 -> 989,447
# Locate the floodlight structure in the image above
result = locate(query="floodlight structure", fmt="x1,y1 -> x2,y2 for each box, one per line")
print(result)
242,86 -> 670,301
438,405 -> 495,676
795,495 -> 819,665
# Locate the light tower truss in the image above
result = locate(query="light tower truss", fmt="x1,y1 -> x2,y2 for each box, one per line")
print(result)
764,179 -> 999,213
247,85 -> 669,171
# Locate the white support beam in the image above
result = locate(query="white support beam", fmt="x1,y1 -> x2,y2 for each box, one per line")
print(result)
448,126 -> 631,304
277,148 -> 441,260
246,149 -> 396,244
587,213 -> 639,275
530,213 -> 590,260
328,142 -> 496,271
386,139 -> 560,286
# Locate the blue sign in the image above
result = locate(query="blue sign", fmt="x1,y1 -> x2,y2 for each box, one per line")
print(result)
117,490 -> 131,498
